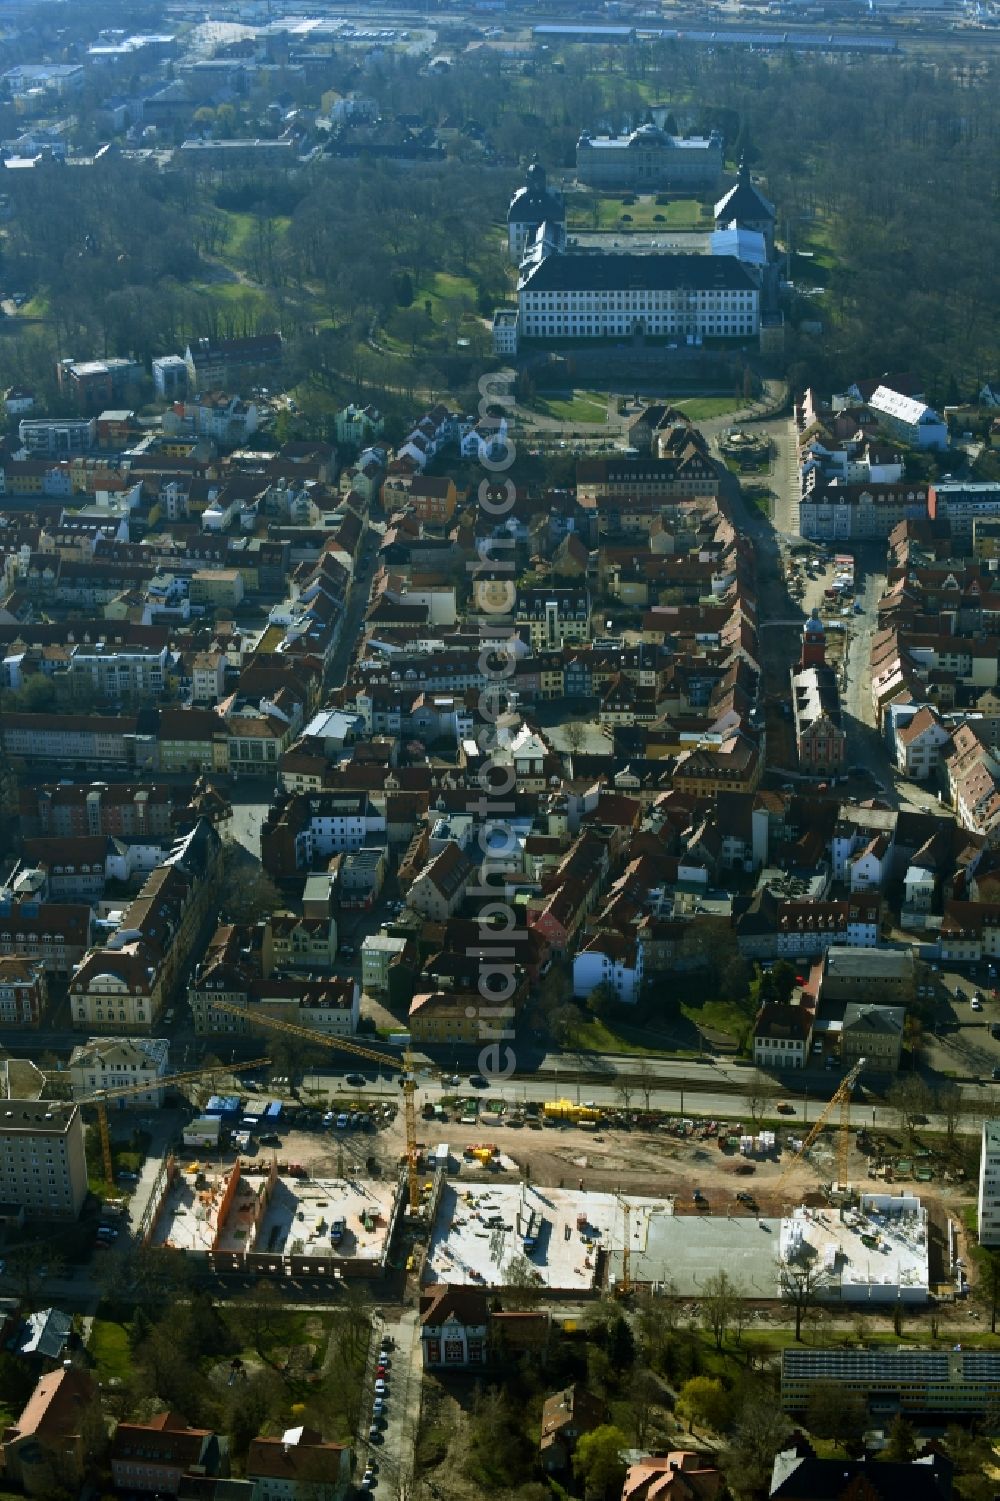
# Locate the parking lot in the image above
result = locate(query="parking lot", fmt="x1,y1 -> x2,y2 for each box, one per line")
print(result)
919,961 -> 1000,1082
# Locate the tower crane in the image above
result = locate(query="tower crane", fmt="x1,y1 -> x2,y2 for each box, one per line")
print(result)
774,1056 -> 866,1196
208,1000 -> 422,1213
80,1057 -> 272,1188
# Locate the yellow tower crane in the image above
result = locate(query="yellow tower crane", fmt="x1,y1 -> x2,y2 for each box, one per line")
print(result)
81,1057 -> 272,1187
773,1055 -> 866,1196
209,1000 -> 422,1214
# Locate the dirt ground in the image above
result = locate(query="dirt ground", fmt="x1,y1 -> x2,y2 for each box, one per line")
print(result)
264,1110 -> 978,1229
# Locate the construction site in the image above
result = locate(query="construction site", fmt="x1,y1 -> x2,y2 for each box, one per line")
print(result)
148,1155 -> 403,1278
413,1056 -> 966,1302
84,1031 -> 973,1302
423,1178 -> 931,1302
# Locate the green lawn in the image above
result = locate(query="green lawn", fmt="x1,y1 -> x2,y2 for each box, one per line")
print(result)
88,1316 -> 132,1382
681,997 -> 754,1045
565,194 -> 710,232
525,389 -> 609,424
216,210 -> 291,263
566,1015 -> 698,1058
675,395 -> 746,421
381,271 -> 481,354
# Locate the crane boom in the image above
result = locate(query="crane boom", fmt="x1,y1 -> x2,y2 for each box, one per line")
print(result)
206,1002 -> 406,1074
774,1056 -> 865,1196
81,1057 -> 272,1187
80,1058 -> 272,1108
209,1000 -> 422,1214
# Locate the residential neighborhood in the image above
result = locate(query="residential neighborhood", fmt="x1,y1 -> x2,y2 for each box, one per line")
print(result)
0,4 -> 998,1501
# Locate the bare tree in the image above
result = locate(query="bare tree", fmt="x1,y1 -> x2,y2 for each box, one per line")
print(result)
732,1286 -> 751,1346
218,844 -> 285,926
617,1081 -> 635,1114
564,721 -> 587,757
635,1059 -> 658,1112
887,1075 -> 933,1143
628,1367 -> 663,1447
937,1082 -> 964,1146
744,1071 -> 778,1125
722,1389 -> 793,1498
701,1269 -> 741,1349
779,1255 -> 830,1341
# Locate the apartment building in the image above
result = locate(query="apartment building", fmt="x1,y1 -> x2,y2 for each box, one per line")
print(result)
18,418 -> 96,457
752,1001 -> 814,1070
111,1412 -> 223,1496
0,711 -> 154,772
406,842 -> 476,921
69,820 -> 220,1032
0,1100 -> 89,1220
514,588 -> 592,650
246,1428 -> 351,1501
928,480 -> 1000,539
360,933 -> 409,995
55,356 -> 142,414
67,642 -> 169,699
576,452 -> 719,506
0,957 -> 47,1027
799,480 -> 929,541
68,1036 -> 170,1107
0,896 -> 95,978
24,781 -> 177,839
978,1120 -> 1000,1249
183,334 -> 283,395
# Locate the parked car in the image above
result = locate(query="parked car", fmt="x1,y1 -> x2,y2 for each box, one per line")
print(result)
346,1073 -> 367,1088
972,997 -> 983,1011
372,1398 -> 385,1417
469,1074 -> 488,1088
374,1379 -> 387,1395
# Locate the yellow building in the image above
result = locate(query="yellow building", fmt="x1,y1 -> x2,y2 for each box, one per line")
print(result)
670,732 -> 763,796
408,990 -> 481,1045
189,569 -> 245,609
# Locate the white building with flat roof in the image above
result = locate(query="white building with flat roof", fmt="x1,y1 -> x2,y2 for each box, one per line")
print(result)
978,1120 -> 1000,1248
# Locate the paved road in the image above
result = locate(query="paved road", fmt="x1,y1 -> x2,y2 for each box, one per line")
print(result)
328,525 -> 381,691
367,1308 -> 421,1499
